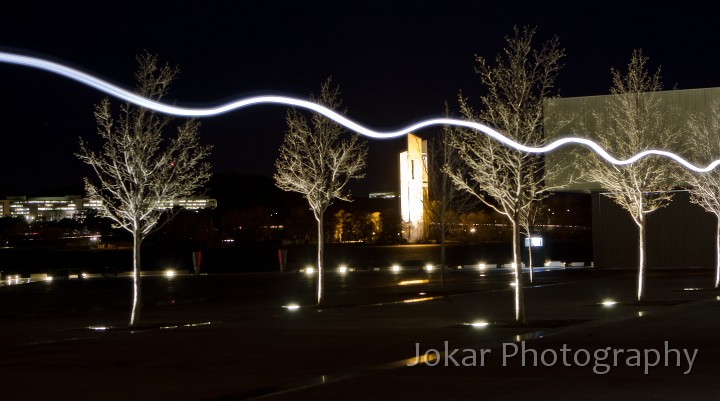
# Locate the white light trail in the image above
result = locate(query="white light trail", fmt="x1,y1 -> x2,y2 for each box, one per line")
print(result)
1,51 -> 717,172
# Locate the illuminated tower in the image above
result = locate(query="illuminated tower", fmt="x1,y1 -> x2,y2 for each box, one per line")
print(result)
399,133 -> 428,242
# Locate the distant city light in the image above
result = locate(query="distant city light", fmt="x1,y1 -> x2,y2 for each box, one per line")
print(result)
391,265 -> 401,273
470,321 -> 490,328
283,304 -> 301,311
338,265 -> 348,274
424,264 -> 434,272
165,270 -> 175,278
304,267 -> 315,275
478,263 -> 486,270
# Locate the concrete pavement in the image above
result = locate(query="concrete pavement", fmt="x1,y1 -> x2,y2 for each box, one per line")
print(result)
0,269 -> 717,400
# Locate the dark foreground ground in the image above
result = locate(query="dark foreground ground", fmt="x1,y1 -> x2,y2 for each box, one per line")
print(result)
0,267 -> 717,400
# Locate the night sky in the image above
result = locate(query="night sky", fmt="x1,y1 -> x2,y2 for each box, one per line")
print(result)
1,1 -> 719,196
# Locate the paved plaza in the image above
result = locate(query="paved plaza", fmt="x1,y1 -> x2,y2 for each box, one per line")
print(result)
0,268 -> 717,400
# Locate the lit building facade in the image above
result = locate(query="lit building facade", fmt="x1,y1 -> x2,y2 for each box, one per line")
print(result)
0,195 -> 217,221
0,196 -> 84,221
399,133 -> 428,242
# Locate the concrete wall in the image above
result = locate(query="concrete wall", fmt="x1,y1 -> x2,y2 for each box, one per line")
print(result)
592,190 -> 716,269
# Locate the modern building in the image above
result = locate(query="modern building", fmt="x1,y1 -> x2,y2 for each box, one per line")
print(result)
0,195 -> 217,221
544,87 -> 720,269
368,192 -> 396,199
399,133 -> 428,242
0,196 -> 85,221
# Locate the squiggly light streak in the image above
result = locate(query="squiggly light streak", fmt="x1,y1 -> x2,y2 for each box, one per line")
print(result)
1,51 -> 717,172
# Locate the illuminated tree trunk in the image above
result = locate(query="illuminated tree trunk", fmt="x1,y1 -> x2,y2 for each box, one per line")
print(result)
637,215 -> 646,301
316,212 -> 324,306
716,217 -> 720,289
130,224 -> 143,327
512,215 -> 526,323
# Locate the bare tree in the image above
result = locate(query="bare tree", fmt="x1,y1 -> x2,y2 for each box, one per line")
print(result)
426,121 -> 473,290
447,26 -> 565,323
685,99 -> 720,289
579,49 -> 681,301
77,53 -> 212,327
274,78 -> 367,306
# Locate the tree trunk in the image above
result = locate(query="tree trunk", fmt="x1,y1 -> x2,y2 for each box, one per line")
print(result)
129,228 -> 142,327
715,217 -> 720,289
512,217 -> 526,323
528,242 -> 534,284
316,213 -> 324,306
637,216 -> 646,301
440,223 -> 446,291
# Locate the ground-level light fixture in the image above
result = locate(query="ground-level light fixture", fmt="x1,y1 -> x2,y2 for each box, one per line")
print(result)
283,303 -> 301,311
402,296 -> 435,303
304,266 -> 315,275
398,279 -> 429,286
469,320 -> 490,328
424,264 -> 434,272
391,264 -> 401,273
601,299 -> 618,307
88,326 -> 109,331
338,265 -> 348,274
165,269 -> 175,278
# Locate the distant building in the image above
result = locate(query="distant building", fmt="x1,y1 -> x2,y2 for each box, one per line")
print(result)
159,197 -> 218,211
0,196 -> 85,221
368,192 -> 396,199
399,133 -> 428,242
0,195 -> 217,221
